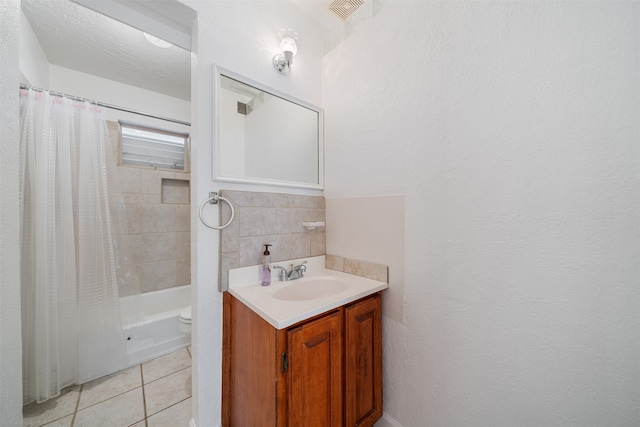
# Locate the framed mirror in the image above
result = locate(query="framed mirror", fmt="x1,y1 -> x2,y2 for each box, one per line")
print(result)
213,66 -> 323,189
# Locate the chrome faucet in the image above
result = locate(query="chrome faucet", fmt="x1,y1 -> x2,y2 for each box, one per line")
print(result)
288,261 -> 307,280
272,261 -> 307,282
271,265 -> 288,282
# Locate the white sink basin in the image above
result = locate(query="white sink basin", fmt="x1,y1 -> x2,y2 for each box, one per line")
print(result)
271,276 -> 348,301
228,257 -> 388,329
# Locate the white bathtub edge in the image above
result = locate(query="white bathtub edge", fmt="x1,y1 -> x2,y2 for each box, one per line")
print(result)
120,285 -> 191,367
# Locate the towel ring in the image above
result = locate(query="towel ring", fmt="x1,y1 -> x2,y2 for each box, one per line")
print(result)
199,192 -> 235,230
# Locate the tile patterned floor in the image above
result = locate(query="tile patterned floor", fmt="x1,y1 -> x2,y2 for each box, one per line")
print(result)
22,348 -> 192,427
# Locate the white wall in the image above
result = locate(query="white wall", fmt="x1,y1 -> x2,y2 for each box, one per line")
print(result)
49,65 -> 190,134
179,1 -> 325,425
323,2 -> 639,426
18,12 -> 190,133
0,0 -> 23,424
326,196 -> 405,322
19,9 -> 49,87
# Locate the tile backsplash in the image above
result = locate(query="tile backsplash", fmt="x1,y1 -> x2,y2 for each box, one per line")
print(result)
219,190 -> 325,290
325,254 -> 388,283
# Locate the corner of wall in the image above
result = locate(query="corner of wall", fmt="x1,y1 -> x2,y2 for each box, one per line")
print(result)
19,8 -> 50,87
1,0 -> 24,424
375,412 -> 404,427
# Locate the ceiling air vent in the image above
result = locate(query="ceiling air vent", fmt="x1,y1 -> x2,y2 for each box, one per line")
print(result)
237,101 -> 249,115
328,0 -> 364,21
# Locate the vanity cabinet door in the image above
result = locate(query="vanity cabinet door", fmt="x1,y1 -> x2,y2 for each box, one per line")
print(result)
344,294 -> 383,427
286,310 -> 343,427
223,293 -> 279,427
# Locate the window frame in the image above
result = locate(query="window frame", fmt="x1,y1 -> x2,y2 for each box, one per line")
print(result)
118,120 -> 190,173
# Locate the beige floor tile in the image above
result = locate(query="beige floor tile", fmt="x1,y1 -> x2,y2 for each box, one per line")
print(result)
23,385 -> 80,427
147,397 -> 191,427
144,367 -> 191,417
78,365 -> 142,410
73,387 -> 144,427
41,414 -> 73,427
142,349 -> 191,384
23,350 -> 193,427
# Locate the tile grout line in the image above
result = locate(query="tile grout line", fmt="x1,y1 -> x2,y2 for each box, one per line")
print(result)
143,349 -> 192,385
29,349 -> 191,427
142,365 -> 193,419
146,396 -> 192,423
70,384 -> 83,427
144,364 -> 192,387
140,364 -> 149,427
66,378 -> 142,414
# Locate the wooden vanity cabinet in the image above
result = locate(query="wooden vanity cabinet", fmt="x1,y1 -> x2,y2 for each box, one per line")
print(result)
344,294 -> 383,426
286,309 -> 343,426
222,292 -> 383,427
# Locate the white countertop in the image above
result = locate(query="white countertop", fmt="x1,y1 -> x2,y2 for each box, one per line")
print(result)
228,256 -> 388,329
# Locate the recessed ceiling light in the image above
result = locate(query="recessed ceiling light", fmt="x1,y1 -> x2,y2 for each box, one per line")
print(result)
144,33 -> 172,49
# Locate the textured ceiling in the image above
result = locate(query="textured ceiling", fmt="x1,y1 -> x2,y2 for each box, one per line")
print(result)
21,0 -> 191,100
289,0 -> 345,33
21,0 -> 352,102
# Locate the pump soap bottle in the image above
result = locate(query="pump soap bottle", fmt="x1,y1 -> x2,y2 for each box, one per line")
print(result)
261,244 -> 272,286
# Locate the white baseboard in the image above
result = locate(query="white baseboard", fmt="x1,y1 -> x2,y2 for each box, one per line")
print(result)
187,420 -> 222,427
374,412 -> 404,427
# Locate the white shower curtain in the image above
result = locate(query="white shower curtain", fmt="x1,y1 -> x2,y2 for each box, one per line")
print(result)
19,89 -> 126,404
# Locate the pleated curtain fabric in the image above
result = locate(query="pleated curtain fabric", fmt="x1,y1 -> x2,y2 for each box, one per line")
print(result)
19,89 -> 126,404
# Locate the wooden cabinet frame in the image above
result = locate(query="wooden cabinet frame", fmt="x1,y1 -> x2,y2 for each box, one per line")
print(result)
222,292 -> 382,427
344,294 -> 383,426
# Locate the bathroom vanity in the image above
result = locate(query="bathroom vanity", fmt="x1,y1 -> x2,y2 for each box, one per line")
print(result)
222,260 -> 386,427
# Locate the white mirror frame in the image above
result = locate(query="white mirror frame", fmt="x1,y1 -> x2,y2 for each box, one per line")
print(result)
213,65 -> 324,190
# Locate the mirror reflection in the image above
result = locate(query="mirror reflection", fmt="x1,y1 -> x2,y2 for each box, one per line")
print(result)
217,74 -> 321,187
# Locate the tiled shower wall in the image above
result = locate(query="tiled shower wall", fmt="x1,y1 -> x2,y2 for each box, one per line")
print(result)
106,121 -> 191,296
219,190 -> 325,289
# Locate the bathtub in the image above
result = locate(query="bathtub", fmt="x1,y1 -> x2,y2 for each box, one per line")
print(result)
120,285 -> 191,366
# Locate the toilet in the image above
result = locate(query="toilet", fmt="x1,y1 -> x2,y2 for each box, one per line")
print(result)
178,306 -> 192,336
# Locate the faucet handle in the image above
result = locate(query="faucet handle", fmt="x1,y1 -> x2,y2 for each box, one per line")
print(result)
292,260 -> 307,270
292,261 -> 307,277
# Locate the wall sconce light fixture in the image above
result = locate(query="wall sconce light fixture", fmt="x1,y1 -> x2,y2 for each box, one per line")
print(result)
273,29 -> 298,75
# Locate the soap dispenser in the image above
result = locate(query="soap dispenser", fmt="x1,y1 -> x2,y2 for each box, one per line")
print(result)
261,244 -> 272,286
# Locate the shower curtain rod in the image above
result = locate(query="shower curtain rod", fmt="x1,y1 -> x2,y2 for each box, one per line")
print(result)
19,84 -> 191,127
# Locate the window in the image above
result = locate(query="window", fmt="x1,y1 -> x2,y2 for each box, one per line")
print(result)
119,121 -> 189,171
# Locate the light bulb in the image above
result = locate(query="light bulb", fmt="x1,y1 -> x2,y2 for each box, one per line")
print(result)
280,36 -> 297,57
273,29 -> 298,75
144,33 -> 172,49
